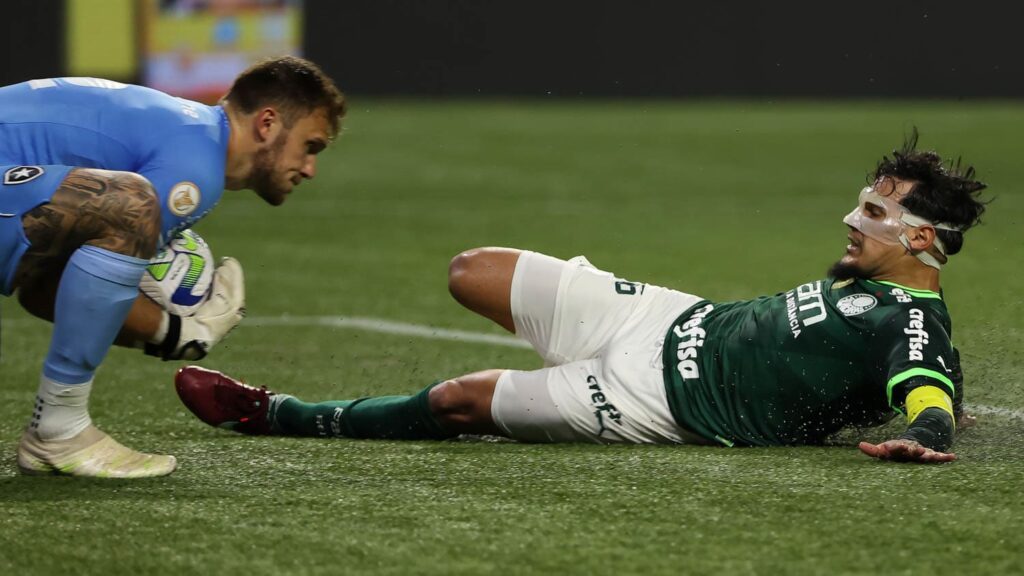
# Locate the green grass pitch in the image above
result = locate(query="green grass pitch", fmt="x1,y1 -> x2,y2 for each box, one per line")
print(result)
1,100 -> 1022,575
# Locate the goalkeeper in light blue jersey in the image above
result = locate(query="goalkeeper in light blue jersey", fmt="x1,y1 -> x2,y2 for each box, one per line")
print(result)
0,57 -> 346,478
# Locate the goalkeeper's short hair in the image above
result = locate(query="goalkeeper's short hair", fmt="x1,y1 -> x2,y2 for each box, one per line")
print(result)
224,56 -> 346,137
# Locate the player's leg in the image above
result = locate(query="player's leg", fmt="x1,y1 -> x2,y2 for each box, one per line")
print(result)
18,272 -> 164,346
176,364 -> 585,442
176,366 -> 503,438
454,248 -> 651,367
447,247 -> 521,332
12,167 -> 176,477
447,252 -> 711,444
274,370 -> 505,438
18,266 -> 169,353
19,248 -> 246,360
272,369 -> 581,440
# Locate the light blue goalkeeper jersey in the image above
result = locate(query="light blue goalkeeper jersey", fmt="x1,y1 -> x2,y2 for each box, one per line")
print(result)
0,77 -> 229,244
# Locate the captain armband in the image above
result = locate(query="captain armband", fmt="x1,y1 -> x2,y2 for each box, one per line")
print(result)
898,385 -> 956,452
904,385 -> 955,428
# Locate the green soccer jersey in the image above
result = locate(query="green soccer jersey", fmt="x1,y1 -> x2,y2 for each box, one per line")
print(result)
662,278 -> 960,447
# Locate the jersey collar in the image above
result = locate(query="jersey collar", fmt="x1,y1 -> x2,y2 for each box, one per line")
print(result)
864,279 -> 942,300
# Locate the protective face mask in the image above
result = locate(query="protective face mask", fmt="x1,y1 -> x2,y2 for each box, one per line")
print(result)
842,185 -> 960,269
843,186 -> 908,245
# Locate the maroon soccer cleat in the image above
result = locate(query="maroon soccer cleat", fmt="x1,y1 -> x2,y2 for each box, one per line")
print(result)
175,366 -> 274,435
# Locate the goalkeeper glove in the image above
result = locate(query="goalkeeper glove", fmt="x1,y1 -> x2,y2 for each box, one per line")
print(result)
145,257 -> 246,360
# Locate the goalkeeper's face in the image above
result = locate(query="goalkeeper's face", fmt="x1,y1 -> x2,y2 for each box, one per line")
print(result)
251,108 -> 331,206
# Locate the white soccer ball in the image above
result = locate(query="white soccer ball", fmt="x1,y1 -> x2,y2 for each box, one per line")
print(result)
140,230 -> 214,316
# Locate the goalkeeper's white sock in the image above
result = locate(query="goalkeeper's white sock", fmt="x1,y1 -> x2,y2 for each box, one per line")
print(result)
31,375 -> 93,441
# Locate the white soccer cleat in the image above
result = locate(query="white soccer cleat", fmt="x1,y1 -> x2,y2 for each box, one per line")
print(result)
17,425 -> 177,478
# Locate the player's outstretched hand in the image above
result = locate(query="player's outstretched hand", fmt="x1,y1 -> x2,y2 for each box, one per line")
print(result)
858,439 -> 956,463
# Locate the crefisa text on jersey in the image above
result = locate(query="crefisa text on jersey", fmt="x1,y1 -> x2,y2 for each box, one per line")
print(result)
905,308 -> 930,361
674,304 -> 714,380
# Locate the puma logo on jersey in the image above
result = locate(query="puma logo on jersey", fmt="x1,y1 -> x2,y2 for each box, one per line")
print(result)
905,308 -> 930,361
937,355 -> 952,373
330,407 -> 345,435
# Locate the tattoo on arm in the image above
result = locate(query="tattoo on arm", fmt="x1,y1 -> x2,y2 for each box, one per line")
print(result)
13,169 -> 160,293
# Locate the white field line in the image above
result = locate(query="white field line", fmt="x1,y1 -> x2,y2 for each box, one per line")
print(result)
249,315 -> 532,349
6,313 -> 1023,423
961,403 -> 1024,423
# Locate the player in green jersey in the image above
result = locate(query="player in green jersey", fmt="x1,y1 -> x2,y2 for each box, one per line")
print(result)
175,132 -> 987,464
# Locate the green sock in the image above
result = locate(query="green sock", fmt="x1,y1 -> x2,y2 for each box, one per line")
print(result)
268,383 -> 453,440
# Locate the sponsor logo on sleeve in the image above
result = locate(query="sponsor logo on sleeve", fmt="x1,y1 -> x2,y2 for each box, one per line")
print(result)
4,166 -> 44,185
168,182 -> 201,217
836,293 -> 877,316
905,308 -> 930,361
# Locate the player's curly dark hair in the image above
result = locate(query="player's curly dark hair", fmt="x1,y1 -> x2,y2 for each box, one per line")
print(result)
223,56 -> 346,137
873,128 -> 988,256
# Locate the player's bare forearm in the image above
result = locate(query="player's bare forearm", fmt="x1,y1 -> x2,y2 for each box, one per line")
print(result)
113,294 -> 163,347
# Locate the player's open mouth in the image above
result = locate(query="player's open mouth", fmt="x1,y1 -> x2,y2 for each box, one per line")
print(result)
846,234 -> 861,254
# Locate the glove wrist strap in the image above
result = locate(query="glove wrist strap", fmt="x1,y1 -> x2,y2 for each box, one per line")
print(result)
144,313 -> 182,360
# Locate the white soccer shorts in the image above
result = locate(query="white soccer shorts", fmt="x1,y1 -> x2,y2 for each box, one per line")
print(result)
490,251 -> 711,445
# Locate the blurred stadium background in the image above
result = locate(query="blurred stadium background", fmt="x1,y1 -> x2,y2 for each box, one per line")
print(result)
2,2 -> 1022,575
6,1 -> 1024,99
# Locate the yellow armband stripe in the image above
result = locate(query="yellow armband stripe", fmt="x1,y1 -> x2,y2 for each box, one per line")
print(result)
905,385 -> 955,428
